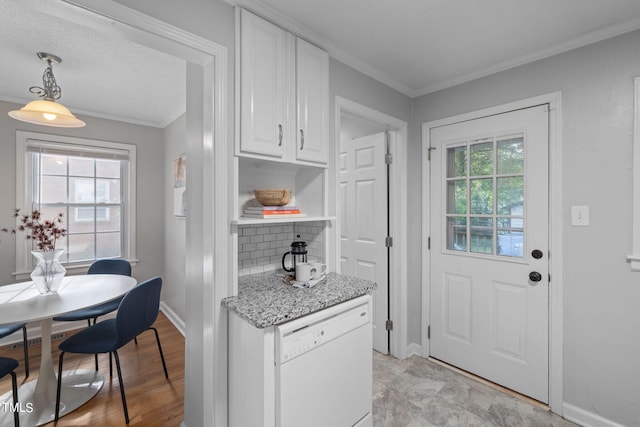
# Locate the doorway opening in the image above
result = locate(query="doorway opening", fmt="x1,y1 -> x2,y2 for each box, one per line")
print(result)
335,97 -> 408,358
34,1 -> 230,425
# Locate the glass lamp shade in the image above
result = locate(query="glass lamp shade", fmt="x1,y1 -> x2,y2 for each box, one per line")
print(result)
8,99 -> 85,128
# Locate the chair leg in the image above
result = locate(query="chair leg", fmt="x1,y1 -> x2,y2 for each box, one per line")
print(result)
150,327 -> 169,378
91,318 -> 99,371
55,352 -> 66,421
10,371 -> 19,427
21,325 -> 29,378
109,352 -> 113,378
112,350 -> 130,424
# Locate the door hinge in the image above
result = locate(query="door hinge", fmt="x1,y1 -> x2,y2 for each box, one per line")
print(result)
427,146 -> 436,161
427,325 -> 431,339
385,153 -> 393,164
427,236 -> 431,250
385,319 -> 393,331
385,236 -> 393,247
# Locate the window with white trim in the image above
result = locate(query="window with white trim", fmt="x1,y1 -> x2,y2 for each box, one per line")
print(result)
15,131 -> 136,274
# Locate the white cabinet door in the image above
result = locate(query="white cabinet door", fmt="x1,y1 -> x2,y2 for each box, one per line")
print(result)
295,38 -> 329,165
239,9 -> 288,159
239,10 -> 328,166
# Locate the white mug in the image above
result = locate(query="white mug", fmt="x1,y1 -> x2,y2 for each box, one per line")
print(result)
310,262 -> 327,278
295,262 -> 317,282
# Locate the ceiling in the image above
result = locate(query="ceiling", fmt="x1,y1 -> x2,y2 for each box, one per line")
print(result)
0,0 -> 186,128
3,0 -> 640,127
244,0 -> 640,96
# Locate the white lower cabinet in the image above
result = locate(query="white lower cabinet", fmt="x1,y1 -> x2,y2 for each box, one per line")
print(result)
228,296 -> 373,427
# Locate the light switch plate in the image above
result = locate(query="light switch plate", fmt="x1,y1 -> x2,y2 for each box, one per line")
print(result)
571,205 -> 590,226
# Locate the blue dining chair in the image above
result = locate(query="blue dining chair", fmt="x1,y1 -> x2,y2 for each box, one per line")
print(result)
0,323 -> 29,378
53,259 -> 132,325
0,357 -> 20,426
54,277 -> 168,424
53,258 -> 132,370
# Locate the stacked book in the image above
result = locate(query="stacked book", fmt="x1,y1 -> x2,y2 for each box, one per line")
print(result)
243,205 -> 306,219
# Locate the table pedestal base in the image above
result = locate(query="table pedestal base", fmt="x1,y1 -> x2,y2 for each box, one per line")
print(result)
0,369 -> 104,427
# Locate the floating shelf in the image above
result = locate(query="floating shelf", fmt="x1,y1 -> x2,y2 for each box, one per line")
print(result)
232,215 -> 335,226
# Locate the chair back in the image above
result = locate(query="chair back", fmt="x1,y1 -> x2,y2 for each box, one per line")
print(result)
88,259 -> 132,276
115,277 -> 162,346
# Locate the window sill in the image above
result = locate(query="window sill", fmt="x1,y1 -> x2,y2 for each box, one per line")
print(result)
12,258 -> 139,280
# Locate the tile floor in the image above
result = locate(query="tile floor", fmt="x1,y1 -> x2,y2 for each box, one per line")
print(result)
372,352 -> 578,427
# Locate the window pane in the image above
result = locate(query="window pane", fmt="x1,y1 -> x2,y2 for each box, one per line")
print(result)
447,216 -> 467,251
497,228 -> 524,257
470,178 -> 493,214
68,233 -> 95,262
470,141 -> 493,176
470,217 -> 493,254
97,207 -> 120,232
497,136 -> 524,174
70,177 -> 95,203
69,207 -> 95,233
447,179 -> 467,214
40,176 -> 67,203
40,154 -> 67,175
96,232 -> 121,258
96,159 -> 121,178
69,157 -> 94,177
97,179 -> 121,203
497,176 -> 524,215
447,146 -> 467,178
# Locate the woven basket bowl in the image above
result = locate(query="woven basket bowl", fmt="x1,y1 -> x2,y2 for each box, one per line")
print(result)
254,189 -> 291,206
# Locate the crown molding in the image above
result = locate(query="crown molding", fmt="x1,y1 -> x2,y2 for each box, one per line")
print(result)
226,0 -> 415,97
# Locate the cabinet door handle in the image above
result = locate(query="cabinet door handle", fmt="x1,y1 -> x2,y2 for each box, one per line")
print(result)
278,124 -> 283,146
300,129 -> 305,150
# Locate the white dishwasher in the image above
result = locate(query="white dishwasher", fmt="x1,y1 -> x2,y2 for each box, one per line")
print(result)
275,295 -> 372,427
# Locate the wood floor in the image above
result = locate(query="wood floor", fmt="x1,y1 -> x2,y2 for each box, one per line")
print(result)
0,313 -> 185,426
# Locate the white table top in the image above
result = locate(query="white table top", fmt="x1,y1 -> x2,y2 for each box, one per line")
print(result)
0,274 -> 137,324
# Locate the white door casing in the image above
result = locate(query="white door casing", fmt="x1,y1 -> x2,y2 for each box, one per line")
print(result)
339,132 -> 389,353
429,105 -> 549,403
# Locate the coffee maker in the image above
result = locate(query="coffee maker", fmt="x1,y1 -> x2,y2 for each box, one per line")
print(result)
282,240 -> 307,274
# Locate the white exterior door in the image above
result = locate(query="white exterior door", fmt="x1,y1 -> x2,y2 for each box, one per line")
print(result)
429,105 -> 549,402
340,132 -> 388,353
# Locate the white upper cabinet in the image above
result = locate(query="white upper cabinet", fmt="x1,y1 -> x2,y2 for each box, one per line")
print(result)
239,9 -> 329,166
295,38 -> 329,164
240,9 -> 289,158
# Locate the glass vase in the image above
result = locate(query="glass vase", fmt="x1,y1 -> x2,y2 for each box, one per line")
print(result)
31,249 -> 66,294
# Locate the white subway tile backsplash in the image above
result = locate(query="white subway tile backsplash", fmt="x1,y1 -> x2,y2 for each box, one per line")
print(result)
237,222 -> 326,275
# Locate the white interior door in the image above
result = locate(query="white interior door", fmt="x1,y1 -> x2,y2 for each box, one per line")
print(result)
340,132 -> 388,353
429,105 -> 549,403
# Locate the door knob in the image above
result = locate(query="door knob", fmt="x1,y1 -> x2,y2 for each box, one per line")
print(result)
529,271 -> 542,282
531,249 -> 543,259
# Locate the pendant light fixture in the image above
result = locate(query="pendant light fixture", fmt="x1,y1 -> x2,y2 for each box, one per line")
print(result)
8,52 -> 85,128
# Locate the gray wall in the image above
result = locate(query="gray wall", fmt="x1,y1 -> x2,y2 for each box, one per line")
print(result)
163,113 -> 187,321
412,30 -> 640,426
0,99 -> 165,287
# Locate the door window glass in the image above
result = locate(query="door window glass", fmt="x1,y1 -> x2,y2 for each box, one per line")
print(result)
445,134 -> 525,257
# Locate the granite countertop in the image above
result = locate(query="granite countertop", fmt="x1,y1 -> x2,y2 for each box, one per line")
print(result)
221,271 -> 377,328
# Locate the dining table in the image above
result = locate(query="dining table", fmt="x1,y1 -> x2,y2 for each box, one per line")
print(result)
0,274 -> 137,427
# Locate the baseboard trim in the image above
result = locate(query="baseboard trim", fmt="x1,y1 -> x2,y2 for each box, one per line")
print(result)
563,403 -> 626,427
159,302 -> 185,336
406,342 -> 422,358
